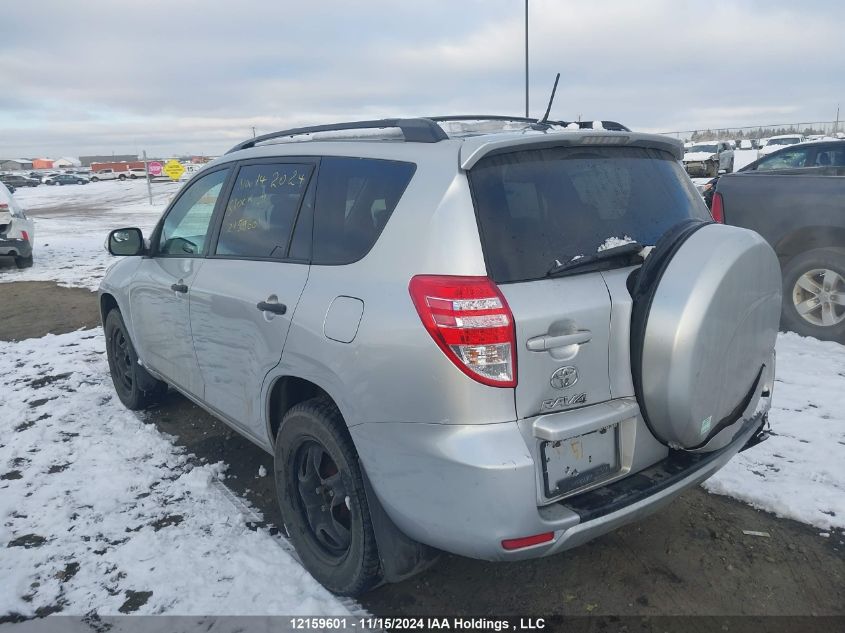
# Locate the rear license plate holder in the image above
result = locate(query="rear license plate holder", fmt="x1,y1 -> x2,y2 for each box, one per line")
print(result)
541,423 -> 621,497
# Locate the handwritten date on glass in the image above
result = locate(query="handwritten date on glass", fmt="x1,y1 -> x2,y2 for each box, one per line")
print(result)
238,169 -> 306,192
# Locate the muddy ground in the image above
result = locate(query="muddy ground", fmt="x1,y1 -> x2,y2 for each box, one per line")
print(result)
1,281 -> 843,616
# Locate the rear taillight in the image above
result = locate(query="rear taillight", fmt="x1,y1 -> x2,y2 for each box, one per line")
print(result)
409,275 -> 517,388
21,231 -> 29,242
711,192 -> 724,223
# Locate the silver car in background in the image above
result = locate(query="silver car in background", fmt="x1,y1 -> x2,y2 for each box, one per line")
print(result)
99,117 -> 781,595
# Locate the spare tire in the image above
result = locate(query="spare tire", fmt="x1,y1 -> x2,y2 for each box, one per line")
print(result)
630,220 -> 781,451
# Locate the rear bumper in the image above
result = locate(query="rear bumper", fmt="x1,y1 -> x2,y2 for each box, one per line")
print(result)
0,237 -> 32,258
352,403 -> 769,562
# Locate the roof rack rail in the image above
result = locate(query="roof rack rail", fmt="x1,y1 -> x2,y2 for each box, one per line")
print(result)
227,118 -> 448,154
430,115 -> 630,132
430,115 -> 540,124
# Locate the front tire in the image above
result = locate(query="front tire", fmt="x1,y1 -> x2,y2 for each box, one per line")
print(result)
274,396 -> 380,596
118,174 -> 126,181
781,248 -> 845,343
104,309 -> 167,409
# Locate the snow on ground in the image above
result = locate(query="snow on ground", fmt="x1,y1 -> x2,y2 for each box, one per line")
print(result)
0,181 -> 178,290
704,332 -> 845,531
0,329 -> 354,617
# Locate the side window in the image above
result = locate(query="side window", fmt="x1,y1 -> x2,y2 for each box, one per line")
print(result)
215,163 -> 313,259
814,148 -> 845,167
312,157 -> 415,265
158,168 -> 229,256
756,149 -> 810,171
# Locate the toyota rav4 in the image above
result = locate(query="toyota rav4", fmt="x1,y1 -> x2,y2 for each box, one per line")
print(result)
99,116 -> 781,596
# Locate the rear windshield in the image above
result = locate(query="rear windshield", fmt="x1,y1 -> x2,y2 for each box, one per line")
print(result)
469,145 -> 709,283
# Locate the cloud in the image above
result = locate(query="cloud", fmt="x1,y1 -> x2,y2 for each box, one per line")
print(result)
1,0 -> 842,156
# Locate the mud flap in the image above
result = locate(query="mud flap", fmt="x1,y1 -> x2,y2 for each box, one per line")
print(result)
360,468 -> 440,584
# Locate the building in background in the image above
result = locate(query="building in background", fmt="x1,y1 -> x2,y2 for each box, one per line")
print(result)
53,157 -> 82,168
0,159 -> 34,170
79,154 -> 137,167
32,158 -> 54,169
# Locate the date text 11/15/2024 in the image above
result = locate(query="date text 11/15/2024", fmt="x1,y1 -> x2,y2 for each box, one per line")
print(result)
289,617 -> 547,631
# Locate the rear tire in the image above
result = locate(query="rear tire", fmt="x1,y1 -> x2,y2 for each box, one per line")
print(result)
15,255 -> 33,269
781,248 -> 845,343
274,396 -> 380,596
118,174 -> 126,181
104,309 -> 167,409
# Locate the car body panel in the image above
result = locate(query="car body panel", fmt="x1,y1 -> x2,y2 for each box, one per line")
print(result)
189,259 -> 310,437
129,257 -> 206,397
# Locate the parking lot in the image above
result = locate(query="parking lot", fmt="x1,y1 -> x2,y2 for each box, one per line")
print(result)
1,182 -> 843,619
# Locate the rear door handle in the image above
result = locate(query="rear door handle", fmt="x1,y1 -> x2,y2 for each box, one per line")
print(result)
170,283 -> 188,293
257,300 -> 287,315
526,330 -> 592,352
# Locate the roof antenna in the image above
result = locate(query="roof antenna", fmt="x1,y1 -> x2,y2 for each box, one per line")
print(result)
533,72 -> 560,129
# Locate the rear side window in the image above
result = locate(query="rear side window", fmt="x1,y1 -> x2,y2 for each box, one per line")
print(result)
756,149 -> 809,171
312,157 -> 415,265
469,146 -> 709,283
215,163 -> 313,259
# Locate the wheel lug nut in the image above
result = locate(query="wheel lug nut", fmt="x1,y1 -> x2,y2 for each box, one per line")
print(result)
329,490 -> 334,497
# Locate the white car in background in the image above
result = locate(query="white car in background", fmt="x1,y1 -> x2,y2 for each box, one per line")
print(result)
90,168 -> 128,182
758,134 -> 806,158
0,181 -> 34,268
682,140 -> 735,176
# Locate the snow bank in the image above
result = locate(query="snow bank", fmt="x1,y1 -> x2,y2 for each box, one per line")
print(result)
704,332 -> 845,531
0,330 -> 354,616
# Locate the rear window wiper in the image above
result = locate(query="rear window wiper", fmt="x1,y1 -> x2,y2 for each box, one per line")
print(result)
546,241 -> 643,278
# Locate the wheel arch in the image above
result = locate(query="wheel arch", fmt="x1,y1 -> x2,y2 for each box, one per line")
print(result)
99,292 -> 119,324
776,226 -> 845,264
266,374 -> 344,448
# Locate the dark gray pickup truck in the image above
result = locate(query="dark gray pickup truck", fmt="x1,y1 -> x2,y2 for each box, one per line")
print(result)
713,140 -> 845,342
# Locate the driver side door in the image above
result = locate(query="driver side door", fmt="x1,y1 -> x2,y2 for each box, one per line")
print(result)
129,167 -> 232,397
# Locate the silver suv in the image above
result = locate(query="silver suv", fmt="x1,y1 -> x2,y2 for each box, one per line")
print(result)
100,117 -> 782,596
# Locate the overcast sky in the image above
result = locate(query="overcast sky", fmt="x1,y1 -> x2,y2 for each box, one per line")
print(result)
1,0 -> 842,158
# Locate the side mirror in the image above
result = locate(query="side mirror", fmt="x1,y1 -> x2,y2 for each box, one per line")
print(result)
108,227 -> 145,256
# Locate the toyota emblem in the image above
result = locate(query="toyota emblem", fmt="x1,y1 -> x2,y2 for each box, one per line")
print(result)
550,366 -> 578,390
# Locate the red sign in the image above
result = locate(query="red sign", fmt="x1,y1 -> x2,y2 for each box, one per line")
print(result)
148,161 -> 163,177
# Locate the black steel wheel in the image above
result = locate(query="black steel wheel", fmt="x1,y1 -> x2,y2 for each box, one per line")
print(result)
294,440 -> 352,557
275,396 -> 380,595
104,309 -> 167,409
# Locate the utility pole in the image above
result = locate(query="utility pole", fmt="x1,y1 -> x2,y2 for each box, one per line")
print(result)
524,0 -> 529,118
252,126 -> 257,138
835,105 -> 840,134
143,150 -> 152,205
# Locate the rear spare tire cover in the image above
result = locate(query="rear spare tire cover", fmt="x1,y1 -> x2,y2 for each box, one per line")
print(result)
631,221 -> 781,450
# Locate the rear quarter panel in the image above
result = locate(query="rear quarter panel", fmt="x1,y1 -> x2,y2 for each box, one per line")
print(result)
716,172 -> 845,252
